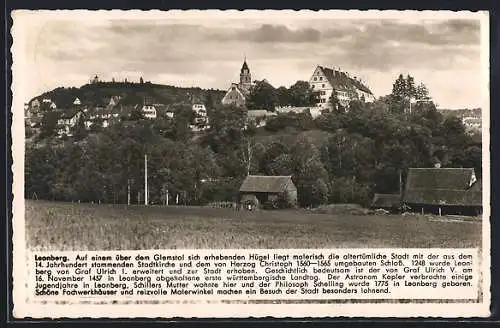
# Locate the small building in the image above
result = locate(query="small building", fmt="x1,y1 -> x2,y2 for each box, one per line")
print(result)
30,98 -> 40,110
403,168 -> 482,216
192,103 -> 207,115
73,97 -> 82,106
57,110 -> 82,136
462,115 -> 482,134
246,109 -> 277,128
108,96 -> 121,107
239,175 -> 297,208
192,103 -> 209,129
371,193 -> 402,213
142,105 -> 157,119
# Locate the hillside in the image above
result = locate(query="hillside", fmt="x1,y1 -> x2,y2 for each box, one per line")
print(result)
29,81 -> 226,110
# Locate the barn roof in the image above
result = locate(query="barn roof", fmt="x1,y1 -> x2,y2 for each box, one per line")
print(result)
371,193 -> 401,208
240,175 -> 295,193
403,168 -> 481,206
405,168 -> 476,190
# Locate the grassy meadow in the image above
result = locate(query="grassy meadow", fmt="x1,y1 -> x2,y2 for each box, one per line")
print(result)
25,200 -> 482,251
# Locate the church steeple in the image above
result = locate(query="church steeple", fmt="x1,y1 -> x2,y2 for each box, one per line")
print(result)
239,57 -> 251,91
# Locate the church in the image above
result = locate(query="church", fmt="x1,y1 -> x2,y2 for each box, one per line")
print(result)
221,59 -> 254,107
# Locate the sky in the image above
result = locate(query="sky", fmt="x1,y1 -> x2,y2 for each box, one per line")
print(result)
12,10 -> 488,109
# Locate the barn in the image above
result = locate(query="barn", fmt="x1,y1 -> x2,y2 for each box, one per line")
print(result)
403,168 -> 482,216
371,193 -> 402,212
239,175 -> 297,209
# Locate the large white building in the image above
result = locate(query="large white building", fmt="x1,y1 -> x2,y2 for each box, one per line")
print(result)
309,66 -> 375,108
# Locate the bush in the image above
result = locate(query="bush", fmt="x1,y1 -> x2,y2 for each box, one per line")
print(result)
263,193 -> 294,210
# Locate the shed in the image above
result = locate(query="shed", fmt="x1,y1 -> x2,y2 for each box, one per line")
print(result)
239,175 -> 297,207
371,193 -> 401,212
403,168 -> 482,215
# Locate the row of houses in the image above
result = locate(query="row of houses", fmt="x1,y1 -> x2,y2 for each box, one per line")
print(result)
26,94 -> 210,137
239,167 -> 482,216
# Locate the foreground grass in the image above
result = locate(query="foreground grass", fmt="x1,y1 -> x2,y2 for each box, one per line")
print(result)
25,200 -> 482,251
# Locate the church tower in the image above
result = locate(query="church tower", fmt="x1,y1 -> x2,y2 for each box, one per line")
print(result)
239,58 -> 251,93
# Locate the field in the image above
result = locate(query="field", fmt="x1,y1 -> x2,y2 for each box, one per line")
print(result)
24,200 -> 482,251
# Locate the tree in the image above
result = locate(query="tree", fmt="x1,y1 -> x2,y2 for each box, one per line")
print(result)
405,74 -> 416,100
246,80 -> 278,110
415,82 -> 431,102
289,136 -> 329,207
39,111 -> 60,139
328,91 -> 344,112
276,86 -> 292,107
72,114 -> 87,141
289,81 -> 316,107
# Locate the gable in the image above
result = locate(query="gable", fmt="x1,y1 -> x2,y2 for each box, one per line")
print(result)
222,84 -> 245,103
309,66 -> 332,88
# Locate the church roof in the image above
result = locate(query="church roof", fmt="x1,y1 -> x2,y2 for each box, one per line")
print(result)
241,60 -> 249,72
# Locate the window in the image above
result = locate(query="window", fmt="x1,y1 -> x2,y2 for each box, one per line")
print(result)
312,85 -> 315,88
320,91 -> 326,95
322,84 -> 325,88
319,77 -> 323,81
313,77 -> 317,81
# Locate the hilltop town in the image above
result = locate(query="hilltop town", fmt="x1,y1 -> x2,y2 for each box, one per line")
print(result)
24,60 -> 379,140
24,59 -> 482,215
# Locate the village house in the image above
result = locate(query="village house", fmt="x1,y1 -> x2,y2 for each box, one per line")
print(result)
239,175 -> 297,209
403,167 -> 482,216
462,115 -> 482,134
141,105 -> 157,119
221,59 -> 254,107
108,96 -> 121,108
73,97 -> 82,106
30,98 -> 41,110
309,66 -> 375,108
57,110 -> 82,137
192,103 -> 209,129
